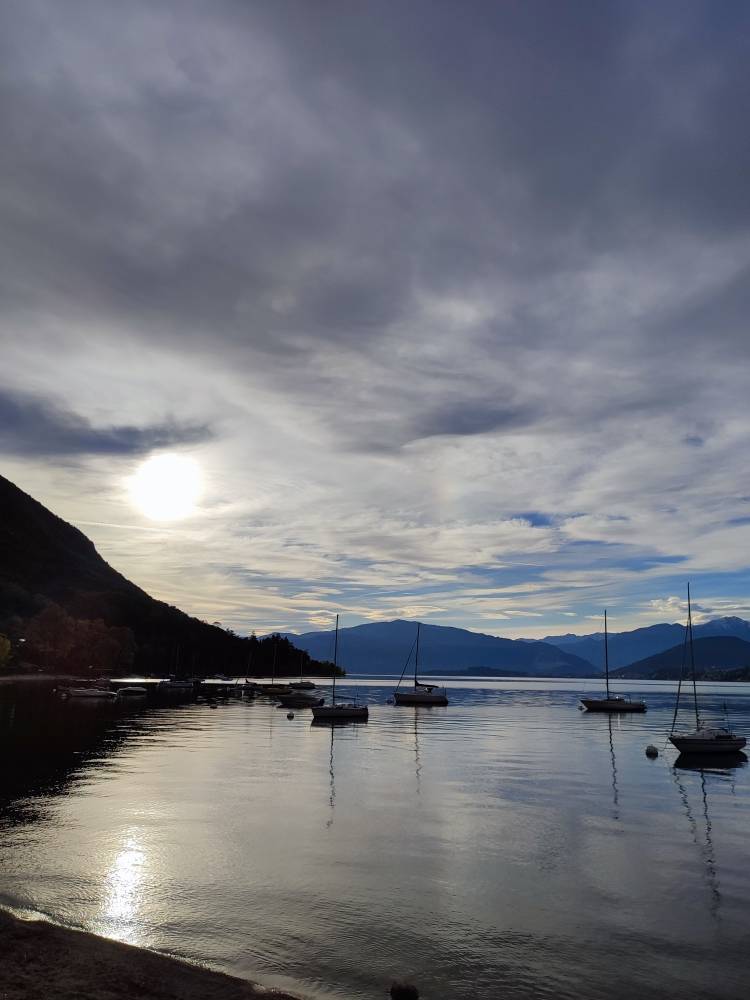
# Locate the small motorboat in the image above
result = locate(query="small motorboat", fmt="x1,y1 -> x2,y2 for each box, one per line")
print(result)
289,680 -> 316,690
158,678 -> 196,693
117,686 -> 148,697
60,687 -> 118,701
258,683 -> 292,696
278,692 -> 325,709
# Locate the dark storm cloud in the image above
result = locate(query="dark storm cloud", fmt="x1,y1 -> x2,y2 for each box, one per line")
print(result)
0,390 -> 212,457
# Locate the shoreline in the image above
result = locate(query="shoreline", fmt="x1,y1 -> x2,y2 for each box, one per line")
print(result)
0,908 -> 303,1000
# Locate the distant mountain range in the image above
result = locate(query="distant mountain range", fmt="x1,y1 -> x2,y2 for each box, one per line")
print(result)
611,636 -> 750,680
274,620 -> 594,676
541,617 -> 750,669
276,616 -> 750,678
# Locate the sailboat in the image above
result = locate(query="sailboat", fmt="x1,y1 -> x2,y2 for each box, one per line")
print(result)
290,651 -> 316,690
580,610 -> 646,713
669,585 -> 746,754
311,615 -> 368,721
393,622 -> 449,706
258,638 -> 292,697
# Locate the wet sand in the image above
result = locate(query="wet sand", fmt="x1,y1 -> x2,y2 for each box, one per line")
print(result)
0,910 -> 301,1000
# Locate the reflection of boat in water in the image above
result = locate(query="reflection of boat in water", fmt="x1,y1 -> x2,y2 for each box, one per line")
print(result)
669,751 -> 745,920
669,585 -> 746,755
393,623 -> 448,707
607,715 -> 619,818
580,611 -> 646,713
674,752 -> 747,772
312,615 -> 368,722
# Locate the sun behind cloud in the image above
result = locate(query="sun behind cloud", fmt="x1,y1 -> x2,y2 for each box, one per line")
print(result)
129,454 -> 202,521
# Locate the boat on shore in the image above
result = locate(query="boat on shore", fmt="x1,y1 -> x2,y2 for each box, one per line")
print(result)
393,623 -> 449,706
669,585 -> 746,755
311,615 -> 368,722
580,610 -> 646,713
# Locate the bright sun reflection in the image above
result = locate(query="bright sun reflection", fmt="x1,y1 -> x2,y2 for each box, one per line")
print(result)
129,453 -> 202,521
103,833 -> 146,943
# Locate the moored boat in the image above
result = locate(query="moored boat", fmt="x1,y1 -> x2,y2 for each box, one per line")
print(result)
60,686 -> 118,701
580,695 -> 646,713
312,703 -> 368,721
580,610 -> 646,713
258,683 -> 292,696
670,728 -> 747,754
668,584 -> 746,755
277,691 -> 324,708
311,615 -> 368,722
393,623 -> 449,707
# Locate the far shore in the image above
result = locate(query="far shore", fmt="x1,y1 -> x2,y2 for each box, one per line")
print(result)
0,909 -> 302,1000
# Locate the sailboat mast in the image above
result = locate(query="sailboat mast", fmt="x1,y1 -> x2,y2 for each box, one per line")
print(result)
604,609 -> 610,699
669,624 -> 690,735
271,639 -> 277,683
687,583 -> 700,728
414,622 -> 420,688
332,614 -> 339,706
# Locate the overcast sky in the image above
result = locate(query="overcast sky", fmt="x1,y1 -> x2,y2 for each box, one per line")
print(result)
1,0 -> 749,638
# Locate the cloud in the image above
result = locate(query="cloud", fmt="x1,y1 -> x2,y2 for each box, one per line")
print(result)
0,389 -> 212,457
0,0 -> 749,635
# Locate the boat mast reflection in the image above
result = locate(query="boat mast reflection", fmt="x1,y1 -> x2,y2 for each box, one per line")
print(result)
414,709 -> 422,797
326,723 -> 336,829
607,715 -> 619,819
670,754 -> 746,921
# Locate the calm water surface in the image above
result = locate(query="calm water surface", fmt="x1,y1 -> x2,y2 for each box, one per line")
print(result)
1,678 -> 749,1000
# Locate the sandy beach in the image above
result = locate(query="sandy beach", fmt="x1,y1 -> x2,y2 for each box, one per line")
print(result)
0,910 -> 301,1000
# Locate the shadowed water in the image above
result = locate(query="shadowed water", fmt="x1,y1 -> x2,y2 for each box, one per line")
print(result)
1,678 -> 749,1000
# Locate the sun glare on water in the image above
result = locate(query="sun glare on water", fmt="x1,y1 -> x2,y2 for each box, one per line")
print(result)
129,454 -> 203,521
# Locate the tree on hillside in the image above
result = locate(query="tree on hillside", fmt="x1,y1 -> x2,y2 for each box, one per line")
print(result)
0,634 -> 11,671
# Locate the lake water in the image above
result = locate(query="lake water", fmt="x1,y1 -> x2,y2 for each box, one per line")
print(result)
1,677 -> 749,1000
